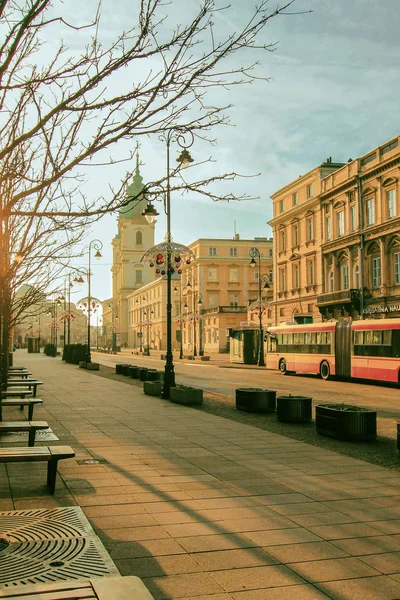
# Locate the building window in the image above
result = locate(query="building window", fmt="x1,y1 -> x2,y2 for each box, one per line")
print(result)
135,270 -> 142,283
350,205 -> 357,232
209,247 -> 217,256
354,265 -> 360,289
230,294 -> 238,307
230,247 -> 237,256
372,257 -> 381,288
208,293 -> 218,308
337,210 -> 344,237
208,268 -> 217,282
387,189 -> 397,219
292,223 -> 299,247
341,264 -> 349,290
328,270 -> 334,292
279,268 -> 286,292
366,198 -> 375,226
135,230 -> 143,245
307,260 -> 315,285
293,264 -> 299,289
229,268 -> 239,282
306,184 -> 313,198
292,192 -> 298,206
269,248 -> 273,257
394,253 -> 400,285
268,269 -> 273,283
326,216 -> 331,241
279,229 -> 286,252
306,217 -> 314,242
279,200 -> 284,213
279,308 -> 285,317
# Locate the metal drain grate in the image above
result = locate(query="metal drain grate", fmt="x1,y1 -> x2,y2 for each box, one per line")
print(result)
0,507 -> 93,542
0,537 -> 118,587
77,458 -> 108,465
0,507 -> 119,588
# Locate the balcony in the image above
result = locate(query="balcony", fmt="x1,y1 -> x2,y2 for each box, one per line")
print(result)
201,305 -> 247,315
316,289 -> 360,307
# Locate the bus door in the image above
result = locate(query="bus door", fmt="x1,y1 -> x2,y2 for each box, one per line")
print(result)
335,321 -> 351,378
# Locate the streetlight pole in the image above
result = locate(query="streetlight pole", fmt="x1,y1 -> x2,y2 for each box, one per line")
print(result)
141,129 -> 194,398
249,247 -> 270,367
174,283 -> 183,359
86,239 -> 103,364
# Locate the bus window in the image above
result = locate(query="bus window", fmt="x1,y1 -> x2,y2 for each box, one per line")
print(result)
267,336 -> 277,352
310,332 -> 317,344
293,333 -> 299,344
354,331 -> 363,345
304,333 -> 310,344
382,330 -> 391,345
316,332 -> 321,344
287,333 -> 293,344
298,333 -> 305,344
372,330 -> 381,345
277,334 -> 283,345
283,334 -> 287,344
364,330 -> 372,344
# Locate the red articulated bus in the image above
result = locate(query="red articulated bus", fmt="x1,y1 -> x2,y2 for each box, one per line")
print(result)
266,319 -> 400,383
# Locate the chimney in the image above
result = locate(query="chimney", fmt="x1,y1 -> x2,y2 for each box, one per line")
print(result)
234,233 -> 240,240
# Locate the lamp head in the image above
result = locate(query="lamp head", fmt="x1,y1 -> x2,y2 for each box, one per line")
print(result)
94,250 -> 102,260
176,148 -> 194,168
141,202 -> 159,223
249,258 -> 256,268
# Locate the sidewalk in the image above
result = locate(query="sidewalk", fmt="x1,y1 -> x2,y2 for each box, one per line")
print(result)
2,353 -> 400,599
116,348 -> 266,370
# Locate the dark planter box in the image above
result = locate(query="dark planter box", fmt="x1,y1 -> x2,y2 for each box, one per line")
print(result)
170,387 -> 203,405
200,356 -> 210,361
122,364 -> 133,376
146,370 -> 159,382
115,364 -> 125,375
143,380 -> 163,396
235,388 -> 276,413
154,371 -> 165,382
397,423 -> 400,453
129,366 -> 140,379
139,368 -> 150,381
277,395 -> 312,423
79,361 -> 87,369
316,404 -> 377,441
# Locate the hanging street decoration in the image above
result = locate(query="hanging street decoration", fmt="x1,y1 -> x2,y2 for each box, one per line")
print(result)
141,234 -> 195,276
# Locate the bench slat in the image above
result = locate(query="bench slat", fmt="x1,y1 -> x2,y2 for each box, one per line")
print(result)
0,421 -> 49,446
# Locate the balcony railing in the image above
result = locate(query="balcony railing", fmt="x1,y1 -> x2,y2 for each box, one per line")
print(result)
316,289 -> 360,306
201,305 -> 247,315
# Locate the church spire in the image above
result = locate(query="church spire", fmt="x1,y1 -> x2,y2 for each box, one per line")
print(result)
120,145 -> 146,219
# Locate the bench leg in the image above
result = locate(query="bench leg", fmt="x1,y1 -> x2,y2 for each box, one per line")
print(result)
28,429 -> 36,447
28,404 -> 34,420
47,459 -> 59,494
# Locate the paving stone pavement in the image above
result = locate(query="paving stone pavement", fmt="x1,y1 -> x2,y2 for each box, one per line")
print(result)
2,353 -> 400,599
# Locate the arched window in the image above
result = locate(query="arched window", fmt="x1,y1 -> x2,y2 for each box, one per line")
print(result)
136,230 -> 143,245
328,270 -> 334,292
354,265 -> 360,289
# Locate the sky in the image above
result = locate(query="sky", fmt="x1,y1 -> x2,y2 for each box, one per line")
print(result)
68,0 -> 400,303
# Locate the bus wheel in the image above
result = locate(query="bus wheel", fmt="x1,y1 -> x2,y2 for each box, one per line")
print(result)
279,359 -> 287,374
320,361 -> 330,380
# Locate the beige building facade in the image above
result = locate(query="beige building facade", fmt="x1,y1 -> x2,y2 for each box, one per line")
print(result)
269,134 -> 400,323
180,237 -> 273,354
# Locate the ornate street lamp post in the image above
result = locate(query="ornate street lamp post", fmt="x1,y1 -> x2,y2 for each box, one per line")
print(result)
173,283 -> 183,360
249,247 -> 270,367
141,130 -> 195,398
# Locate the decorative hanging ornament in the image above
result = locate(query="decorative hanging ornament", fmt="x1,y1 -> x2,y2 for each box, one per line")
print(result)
186,259 -> 191,264
155,268 -> 160,274
175,256 -> 181,263
150,262 -> 154,267
161,270 -> 166,275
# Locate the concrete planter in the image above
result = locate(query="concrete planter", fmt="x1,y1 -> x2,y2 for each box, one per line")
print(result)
397,423 -> 400,454
143,380 -> 163,397
200,356 -> 210,361
86,363 -> 99,371
146,370 -> 159,382
115,364 -> 125,374
277,395 -> 312,423
122,364 -> 132,376
79,361 -> 87,369
235,388 -> 276,413
316,404 -> 377,441
170,386 -> 203,406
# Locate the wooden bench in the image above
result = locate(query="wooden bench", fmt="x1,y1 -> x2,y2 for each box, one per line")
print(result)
1,398 -> 43,420
6,379 -> 43,397
0,421 -> 49,446
8,370 -> 32,379
0,445 -> 75,493
0,575 -> 154,599
1,390 -> 33,399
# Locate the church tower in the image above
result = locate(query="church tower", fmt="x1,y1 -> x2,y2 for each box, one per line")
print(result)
111,153 -> 156,347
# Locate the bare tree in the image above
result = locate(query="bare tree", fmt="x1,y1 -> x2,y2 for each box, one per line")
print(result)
0,0 -> 305,397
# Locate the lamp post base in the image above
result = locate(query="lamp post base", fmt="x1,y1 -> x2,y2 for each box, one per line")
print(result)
162,361 -> 175,399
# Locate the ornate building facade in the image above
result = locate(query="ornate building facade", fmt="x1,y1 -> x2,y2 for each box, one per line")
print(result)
269,134 -> 400,323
